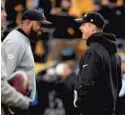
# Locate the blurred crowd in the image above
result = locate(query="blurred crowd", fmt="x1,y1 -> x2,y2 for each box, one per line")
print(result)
1,0 -> 125,62
2,0 -> 125,39
1,0 -> 125,115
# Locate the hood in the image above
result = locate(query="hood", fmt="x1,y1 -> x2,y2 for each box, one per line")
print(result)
87,32 -> 117,55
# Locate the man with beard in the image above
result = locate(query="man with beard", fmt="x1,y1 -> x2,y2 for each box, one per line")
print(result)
1,9 -> 51,115
73,12 -> 121,115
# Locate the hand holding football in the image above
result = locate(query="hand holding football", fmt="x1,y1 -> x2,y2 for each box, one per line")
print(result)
9,71 -> 29,96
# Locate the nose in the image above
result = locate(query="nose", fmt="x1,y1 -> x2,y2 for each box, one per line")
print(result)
37,27 -> 44,36
39,27 -> 44,33
3,10 -> 7,17
79,25 -> 82,31
40,27 -> 44,32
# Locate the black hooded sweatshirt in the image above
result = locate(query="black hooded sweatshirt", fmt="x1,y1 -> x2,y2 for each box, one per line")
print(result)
74,32 -> 122,115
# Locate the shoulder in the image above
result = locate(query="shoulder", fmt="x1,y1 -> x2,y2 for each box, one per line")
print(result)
2,30 -> 29,50
88,43 -> 107,58
80,47 -> 101,64
84,45 -> 100,58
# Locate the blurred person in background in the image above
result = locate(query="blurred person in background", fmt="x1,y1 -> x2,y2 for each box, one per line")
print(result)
35,60 -> 77,115
33,48 -> 77,115
1,2 -> 7,30
69,0 -> 94,17
96,0 -> 125,39
1,9 -> 51,115
54,60 -> 77,115
59,0 -> 71,16
74,12 -> 121,115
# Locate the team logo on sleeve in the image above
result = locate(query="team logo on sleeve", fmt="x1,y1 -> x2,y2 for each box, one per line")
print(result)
83,64 -> 88,68
8,54 -> 14,59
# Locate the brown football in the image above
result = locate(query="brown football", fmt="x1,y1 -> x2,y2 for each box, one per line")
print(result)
8,71 -> 29,96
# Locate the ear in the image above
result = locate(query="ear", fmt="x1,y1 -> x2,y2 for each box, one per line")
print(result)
92,24 -> 96,32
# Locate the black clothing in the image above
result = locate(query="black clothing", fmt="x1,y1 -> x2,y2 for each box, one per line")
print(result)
17,28 -> 29,38
54,73 -> 77,115
74,32 -> 122,115
75,12 -> 105,29
21,9 -> 52,25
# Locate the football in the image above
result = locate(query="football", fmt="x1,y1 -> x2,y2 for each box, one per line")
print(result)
8,71 -> 29,96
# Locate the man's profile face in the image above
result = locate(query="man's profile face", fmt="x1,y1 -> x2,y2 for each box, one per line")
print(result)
79,22 -> 96,40
30,21 -> 43,37
29,21 -> 44,41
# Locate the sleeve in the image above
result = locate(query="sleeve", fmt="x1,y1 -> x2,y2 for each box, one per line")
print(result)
1,42 -> 24,77
74,50 -> 101,108
117,55 -> 123,97
117,55 -> 122,94
1,42 -> 31,109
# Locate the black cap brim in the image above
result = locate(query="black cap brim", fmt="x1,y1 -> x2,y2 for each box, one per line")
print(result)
40,20 -> 52,25
74,18 -> 87,24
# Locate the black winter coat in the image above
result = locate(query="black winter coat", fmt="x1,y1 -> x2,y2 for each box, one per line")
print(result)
74,32 -> 122,115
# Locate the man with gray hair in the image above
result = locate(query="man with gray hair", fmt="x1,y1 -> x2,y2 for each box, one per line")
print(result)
74,12 -> 121,115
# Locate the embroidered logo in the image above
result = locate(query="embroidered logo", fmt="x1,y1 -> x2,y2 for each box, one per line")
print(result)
8,54 -> 14,60
83,64 -> 88,68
